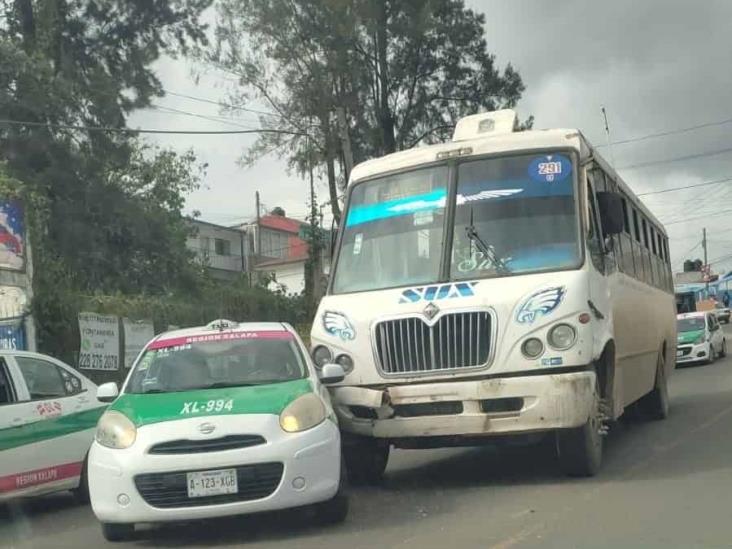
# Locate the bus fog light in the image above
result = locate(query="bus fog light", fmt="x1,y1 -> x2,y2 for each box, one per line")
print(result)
312,346 -> 332,368
548,324 -> 576,350
521,338 -> 544,358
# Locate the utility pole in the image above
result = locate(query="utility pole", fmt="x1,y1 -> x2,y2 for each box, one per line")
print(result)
255,191 -> 261,259
703,227 -> 708,291
307,132 -> 323,310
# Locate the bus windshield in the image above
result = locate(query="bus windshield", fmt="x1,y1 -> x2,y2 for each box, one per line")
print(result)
451,153 -> 580,279
332,152 -> 580,294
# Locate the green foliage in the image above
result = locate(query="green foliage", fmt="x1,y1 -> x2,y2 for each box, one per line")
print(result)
34,281 -> 309,384
207,0 -> 530,221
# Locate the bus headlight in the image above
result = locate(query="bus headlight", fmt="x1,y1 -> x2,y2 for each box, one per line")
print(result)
548,324 -> 577,350
312,345 -> 332,368
521,338 -> 544,358
335,353 -> 354,373
280,393 -> 326,433
96,411 -> 137,449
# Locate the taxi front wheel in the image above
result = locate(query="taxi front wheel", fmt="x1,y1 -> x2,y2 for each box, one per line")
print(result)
101,522 -> 134,542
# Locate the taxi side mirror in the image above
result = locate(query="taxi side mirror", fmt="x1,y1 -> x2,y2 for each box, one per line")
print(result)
97,382 -> 119,403
319,363 -> 345,385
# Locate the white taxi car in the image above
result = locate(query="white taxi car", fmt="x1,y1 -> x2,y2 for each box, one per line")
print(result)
88,320 -> 348,542
0,351 -> 103,502
676,312 -> 726,365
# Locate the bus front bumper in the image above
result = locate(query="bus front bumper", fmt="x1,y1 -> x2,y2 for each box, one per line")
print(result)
332,371 -> 596,439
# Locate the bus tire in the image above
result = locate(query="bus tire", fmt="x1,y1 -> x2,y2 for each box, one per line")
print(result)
638,351 -> 669,420
342,435 -> 389,485
101,523 -> 134,542
556,371 -> 603,477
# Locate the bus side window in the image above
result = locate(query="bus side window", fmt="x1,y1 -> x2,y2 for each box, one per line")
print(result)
586,178 -> 605,273
619,196 -> 636,277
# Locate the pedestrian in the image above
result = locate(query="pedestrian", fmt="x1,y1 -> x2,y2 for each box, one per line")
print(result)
724,293 -> 730,308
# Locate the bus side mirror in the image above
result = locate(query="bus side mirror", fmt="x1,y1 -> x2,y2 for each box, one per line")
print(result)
597,191 -> 624,236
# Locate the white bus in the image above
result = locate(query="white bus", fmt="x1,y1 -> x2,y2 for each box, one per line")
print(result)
310,110 -> 676,480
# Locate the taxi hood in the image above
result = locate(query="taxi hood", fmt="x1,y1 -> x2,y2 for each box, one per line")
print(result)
110,379 -> 313,427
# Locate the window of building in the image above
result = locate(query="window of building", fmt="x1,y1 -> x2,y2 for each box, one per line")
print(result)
214,238 -> 231,256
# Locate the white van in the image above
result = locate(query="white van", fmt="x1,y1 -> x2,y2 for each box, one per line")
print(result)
311,110 -> 676,481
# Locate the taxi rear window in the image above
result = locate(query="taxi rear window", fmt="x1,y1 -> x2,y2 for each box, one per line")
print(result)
126,331 -> 307,394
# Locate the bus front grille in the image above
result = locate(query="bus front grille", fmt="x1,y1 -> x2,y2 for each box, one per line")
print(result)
373,311 -> 492,375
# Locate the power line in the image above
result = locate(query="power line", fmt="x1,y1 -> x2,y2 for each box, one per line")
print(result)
598,116 -> 732,148
619,145 -> 732,171
162,90 -> 282,119
149,104 -> 259,130
637,176 -> 732,197
0,118 -> 309,136
665,207 -> 732,226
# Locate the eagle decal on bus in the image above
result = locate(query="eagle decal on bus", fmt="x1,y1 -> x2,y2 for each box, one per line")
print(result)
516,286 -> 566,324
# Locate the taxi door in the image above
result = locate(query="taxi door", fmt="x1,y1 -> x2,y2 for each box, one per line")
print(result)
0,354 -> 102,500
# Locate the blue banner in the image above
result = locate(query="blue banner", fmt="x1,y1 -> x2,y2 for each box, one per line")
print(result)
0,321 -> 26,351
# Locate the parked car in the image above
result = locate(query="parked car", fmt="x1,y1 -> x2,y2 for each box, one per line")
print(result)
676,312 -> 726,365
0,351 -> 104,503
88,320 -> 348,542
714,302 -> 731,324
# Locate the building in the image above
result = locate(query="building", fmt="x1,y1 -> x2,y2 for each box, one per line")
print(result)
238,210 -> 330,295
187,209 -> 329,293
187,219 -> 248,280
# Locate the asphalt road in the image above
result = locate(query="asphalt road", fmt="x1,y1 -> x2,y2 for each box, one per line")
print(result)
5,330 -> 732,548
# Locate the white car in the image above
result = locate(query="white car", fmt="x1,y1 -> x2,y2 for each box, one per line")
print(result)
0,351 -> 103,502
676,312 -> 726,365
714,303 -> 731,324
88,320 -> 348,542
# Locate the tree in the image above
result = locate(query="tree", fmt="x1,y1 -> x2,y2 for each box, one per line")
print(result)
208,0 -> 529,222
0,0 -> 211,293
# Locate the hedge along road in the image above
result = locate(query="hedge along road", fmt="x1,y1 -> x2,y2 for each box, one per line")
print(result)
3,327 -> 732,548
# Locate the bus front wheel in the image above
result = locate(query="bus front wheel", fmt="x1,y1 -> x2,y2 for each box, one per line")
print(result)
556,372 -> 603,477
342,435 -> 390,485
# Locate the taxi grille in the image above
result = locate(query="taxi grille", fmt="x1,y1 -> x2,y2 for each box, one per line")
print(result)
148,435 -> 266,455
678,346 -> 692,357
134,462 -> 283,508
374,311 -> 492,375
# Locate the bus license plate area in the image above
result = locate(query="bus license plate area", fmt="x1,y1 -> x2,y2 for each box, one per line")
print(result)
186,468 -> 238,498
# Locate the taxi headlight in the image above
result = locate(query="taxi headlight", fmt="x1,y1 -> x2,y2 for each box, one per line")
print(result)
95,411 -> 137,449
548,323 -> 577,350
279,393 -> 326,433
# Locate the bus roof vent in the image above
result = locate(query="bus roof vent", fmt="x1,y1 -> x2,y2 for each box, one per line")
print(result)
452,109 -> 518,142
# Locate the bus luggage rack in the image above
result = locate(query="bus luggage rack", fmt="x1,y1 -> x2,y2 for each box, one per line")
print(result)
374,311 -> 492,375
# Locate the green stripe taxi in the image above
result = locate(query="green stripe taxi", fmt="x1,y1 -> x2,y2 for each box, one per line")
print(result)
88,320 -> 348,542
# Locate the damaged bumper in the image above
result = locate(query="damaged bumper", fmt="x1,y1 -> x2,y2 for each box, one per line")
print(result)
332,371 -> 596,439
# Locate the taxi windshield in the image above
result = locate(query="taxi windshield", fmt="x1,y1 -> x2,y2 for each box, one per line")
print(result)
677,317 -> 706,332
125,332 -> 307,394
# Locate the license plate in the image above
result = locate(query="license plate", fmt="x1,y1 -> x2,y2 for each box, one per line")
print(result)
677,350 -> 683,357
186,468 -> 238,498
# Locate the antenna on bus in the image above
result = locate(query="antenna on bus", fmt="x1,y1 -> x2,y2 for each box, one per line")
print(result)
601,106 -> 617,169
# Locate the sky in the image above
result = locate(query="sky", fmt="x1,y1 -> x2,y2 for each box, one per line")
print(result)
129,0 -> 732,274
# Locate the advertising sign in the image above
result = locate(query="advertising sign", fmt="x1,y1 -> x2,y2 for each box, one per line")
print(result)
123,318 -> 154,368
78,313 -> 119,370
0,201 -> 25,271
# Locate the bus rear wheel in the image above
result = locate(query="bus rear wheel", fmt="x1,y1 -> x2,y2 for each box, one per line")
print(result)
556,371 -> 603,477
638,352 -> 669,420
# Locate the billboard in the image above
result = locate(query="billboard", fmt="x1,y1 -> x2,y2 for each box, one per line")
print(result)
78,312 -> 120,371
0,201 -> 24,271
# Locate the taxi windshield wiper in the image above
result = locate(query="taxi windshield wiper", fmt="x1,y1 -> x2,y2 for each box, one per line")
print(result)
205,381 -> 268,389
465,207 -> 510,273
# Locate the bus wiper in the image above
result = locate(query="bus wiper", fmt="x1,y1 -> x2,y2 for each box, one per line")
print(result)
465,208 -> 510,273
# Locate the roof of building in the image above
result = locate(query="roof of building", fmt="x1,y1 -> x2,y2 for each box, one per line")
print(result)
259,214 -> 306,234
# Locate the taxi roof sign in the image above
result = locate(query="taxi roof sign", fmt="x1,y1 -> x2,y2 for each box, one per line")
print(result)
205,319 -> 239,331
